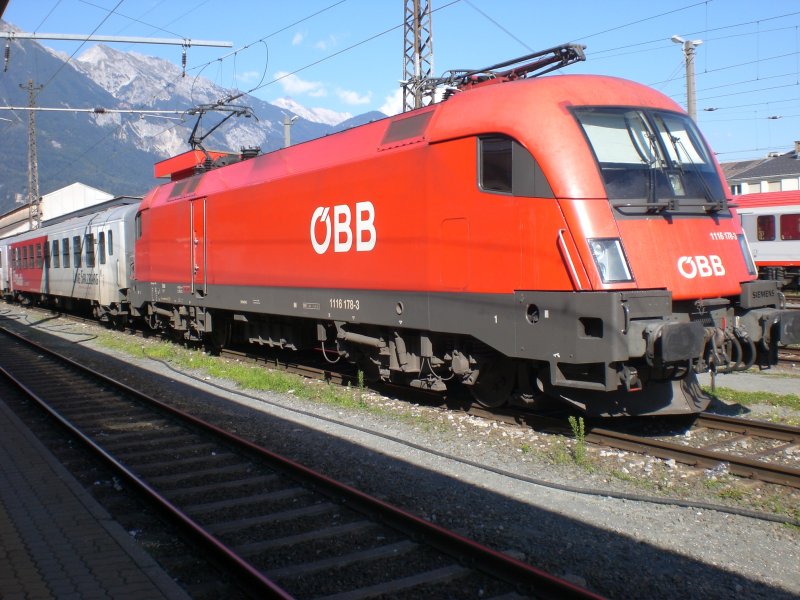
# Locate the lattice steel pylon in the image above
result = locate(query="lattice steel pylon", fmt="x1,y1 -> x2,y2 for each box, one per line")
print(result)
20,79 -> 42,230
402,0 -> 434,112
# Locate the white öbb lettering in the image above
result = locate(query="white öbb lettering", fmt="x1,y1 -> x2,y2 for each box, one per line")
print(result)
310,201 -> 376,254
677,255 -> 725,279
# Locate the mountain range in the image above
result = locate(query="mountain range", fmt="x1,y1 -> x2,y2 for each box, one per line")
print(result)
0,21 -> 385,215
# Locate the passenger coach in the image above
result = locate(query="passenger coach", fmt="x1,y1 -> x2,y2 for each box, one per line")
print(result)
736,191 -> 800,289
2,201 -> 140,324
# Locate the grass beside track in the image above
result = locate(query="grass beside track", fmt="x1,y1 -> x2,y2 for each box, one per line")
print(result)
96,333 -> 371,410
703,387 -> 800,412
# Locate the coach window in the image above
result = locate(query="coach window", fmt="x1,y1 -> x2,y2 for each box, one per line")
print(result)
52,241 -> 60,268
22,246 -> 28,269
98,232 -> 106,264
36,244 -> 43,269
780,214 -> 800,240
135,212 -> 143,240
73,235 -> 82,268
62,239 -> 70,268
43,243 -> 49,268
757,215 -> 776,241
85,233 -> 95,268
28,244 -> 34,268
14,247 -> 20,269
107,229 -> 113,255
478,135 -> 554,198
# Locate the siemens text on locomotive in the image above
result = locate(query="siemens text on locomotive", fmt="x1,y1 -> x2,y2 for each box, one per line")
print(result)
2,45 -> 798,416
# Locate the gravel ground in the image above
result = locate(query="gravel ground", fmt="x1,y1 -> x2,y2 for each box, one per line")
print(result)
2,306 -> 799,600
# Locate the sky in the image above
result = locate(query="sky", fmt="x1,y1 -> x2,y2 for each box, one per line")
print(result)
3,0 -> 800,161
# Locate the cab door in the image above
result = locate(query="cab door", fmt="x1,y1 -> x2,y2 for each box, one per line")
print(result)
190,197 -> 206,296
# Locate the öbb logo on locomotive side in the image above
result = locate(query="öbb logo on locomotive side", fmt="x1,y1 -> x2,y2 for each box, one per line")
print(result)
677,255 -> 726,279
310,201 -> 376,254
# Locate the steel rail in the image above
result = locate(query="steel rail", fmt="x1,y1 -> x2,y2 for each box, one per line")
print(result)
585,423 -> 800,488
695,412 -> 800,441
0,323 -> 603,600
0,338 -> 293,599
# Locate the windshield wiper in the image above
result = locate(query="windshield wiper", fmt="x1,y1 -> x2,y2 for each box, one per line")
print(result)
659,119 -> 723,213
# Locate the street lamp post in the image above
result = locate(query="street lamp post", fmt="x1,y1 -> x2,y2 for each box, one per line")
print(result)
282,114 -> 298,148
671,35 -> 703,121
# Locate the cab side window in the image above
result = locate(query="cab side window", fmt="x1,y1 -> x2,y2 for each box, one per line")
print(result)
480,136 -> 513,193
478,135 -> 554,198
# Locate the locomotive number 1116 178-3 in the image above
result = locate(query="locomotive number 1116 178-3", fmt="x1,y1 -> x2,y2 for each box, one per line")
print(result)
330,298 -> 361,311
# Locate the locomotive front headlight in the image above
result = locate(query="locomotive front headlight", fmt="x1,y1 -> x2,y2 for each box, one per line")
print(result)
588,238 -> 634,283
737,234 -> 757,276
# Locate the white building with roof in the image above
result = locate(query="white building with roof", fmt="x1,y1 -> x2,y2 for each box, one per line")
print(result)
0,182 -> 113,238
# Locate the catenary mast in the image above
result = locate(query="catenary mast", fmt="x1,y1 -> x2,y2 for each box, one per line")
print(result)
402,0 -> 434,112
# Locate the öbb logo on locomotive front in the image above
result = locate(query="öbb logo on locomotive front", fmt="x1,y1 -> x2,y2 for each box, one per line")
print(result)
310,201 -> 377,254
677,255 -> 726,279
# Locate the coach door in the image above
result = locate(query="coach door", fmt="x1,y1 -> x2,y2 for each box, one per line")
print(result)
190,197 -> 207,296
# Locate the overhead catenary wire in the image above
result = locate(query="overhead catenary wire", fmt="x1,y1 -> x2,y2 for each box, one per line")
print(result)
221,0 -> 462,107
4,2 -> 351,198
574,0 -> 710,42
33,0 -> 62,33
38,0 -> 124,94
462,0 -> 532,53
79,0 -> 184,39
184,0 -> 349,75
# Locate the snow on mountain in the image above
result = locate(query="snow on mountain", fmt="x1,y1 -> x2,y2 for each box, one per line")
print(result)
71,44 -> 278,157
273,97 -> 352,126
74,44 -> 228,108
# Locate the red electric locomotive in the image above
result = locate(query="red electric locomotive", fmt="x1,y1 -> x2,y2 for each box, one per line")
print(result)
129,45 -> 799,416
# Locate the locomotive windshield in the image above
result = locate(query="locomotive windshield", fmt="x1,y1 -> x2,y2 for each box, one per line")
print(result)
573,107 -> 726,213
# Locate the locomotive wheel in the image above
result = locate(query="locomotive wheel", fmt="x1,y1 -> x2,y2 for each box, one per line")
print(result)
470,362 -> 515,408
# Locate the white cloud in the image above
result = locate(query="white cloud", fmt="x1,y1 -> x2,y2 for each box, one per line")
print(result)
236,70 -> 261,84
292,32 -> 304,46
336,88 -> 372,105
274,71 -> 327,97
314,34 -> 338,51
380,88 -> 403,116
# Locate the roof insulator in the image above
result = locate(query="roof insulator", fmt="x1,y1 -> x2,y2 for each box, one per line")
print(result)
4,42 -> 10,73
181,45 -> 187,78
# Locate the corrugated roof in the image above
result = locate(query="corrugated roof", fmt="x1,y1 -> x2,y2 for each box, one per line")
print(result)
722,148 -> 800,183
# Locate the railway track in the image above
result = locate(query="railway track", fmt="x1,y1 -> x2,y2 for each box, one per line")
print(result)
0,324 -> 600,600
778,346 -> 800,366
454,404 -> 800,488
7,305 -> 800,490
584,414 -> 800,488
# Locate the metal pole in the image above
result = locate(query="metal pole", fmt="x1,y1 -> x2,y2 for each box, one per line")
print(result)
20,79 -> 42,230
672,36 -> 702,121
282,114 -> 297,148
0,31 -> 231,48
684,41 -> 698,121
